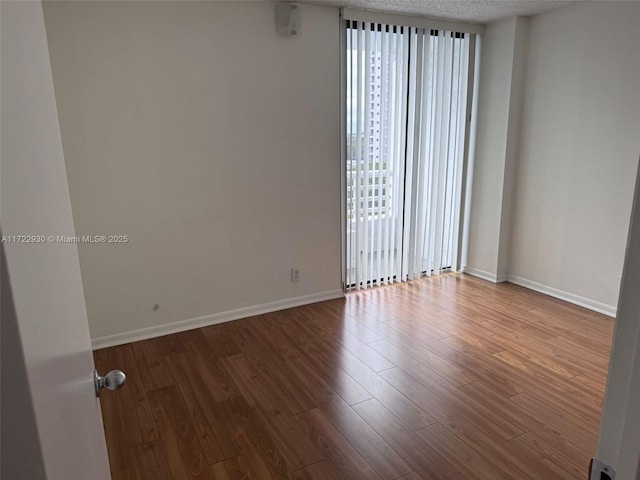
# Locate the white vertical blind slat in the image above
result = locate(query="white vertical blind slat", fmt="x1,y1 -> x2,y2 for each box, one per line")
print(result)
363,23 -> 371,287
375,27 -> 384,285
420,31 -> 434,277
414,30 -> 430,279
383,27 -> 396,285
392,30 -> 403,282
422,36 -> 437,275
450,35 -> 470,271
442,34 -> 462,271
354,24 -> 363,289
379,27 -> 389,285
346,28 -> 352,288
401,27 -> 414,281
441,33 -> 455,271
432,31 -> 449,276
406,27 -> 424,281
424,31 -> 443,277
394,27 -> 411,282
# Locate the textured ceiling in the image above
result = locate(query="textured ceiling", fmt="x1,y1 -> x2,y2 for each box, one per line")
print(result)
299,0 -> 584,23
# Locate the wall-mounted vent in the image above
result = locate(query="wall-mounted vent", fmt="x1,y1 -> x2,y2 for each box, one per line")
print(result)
276,4 -> 299,36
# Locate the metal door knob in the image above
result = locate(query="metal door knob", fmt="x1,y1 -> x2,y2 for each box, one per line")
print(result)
94,369 -> 126,397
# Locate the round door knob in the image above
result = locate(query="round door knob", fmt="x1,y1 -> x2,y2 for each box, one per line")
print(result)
94,369 -> 126,397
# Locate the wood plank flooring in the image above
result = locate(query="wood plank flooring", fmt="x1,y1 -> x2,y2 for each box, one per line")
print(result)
95,274 -> 613,480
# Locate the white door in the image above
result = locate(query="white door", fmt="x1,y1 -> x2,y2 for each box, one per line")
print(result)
596,158 -> 640,480
1,1 -> 112,479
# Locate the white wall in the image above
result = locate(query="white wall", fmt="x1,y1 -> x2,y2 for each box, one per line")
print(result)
465,17 -> 523,281
467,3 -> 640,315
43,1 -> 342,345
508,2 -> 640,311
497,17 -> 528,278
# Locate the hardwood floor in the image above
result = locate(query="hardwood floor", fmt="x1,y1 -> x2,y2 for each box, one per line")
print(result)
94,274 -> 613,480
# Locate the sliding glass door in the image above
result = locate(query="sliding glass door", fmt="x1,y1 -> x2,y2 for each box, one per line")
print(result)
344,18 -> 477,290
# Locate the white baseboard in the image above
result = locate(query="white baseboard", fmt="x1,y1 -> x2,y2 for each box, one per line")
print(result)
92,272 -> 616,349
506,274 -> 616,318
462,266 -> 507,284
91,289 -> 345,350
462,268 -> 616,317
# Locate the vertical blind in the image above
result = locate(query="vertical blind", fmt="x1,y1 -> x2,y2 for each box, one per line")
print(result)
345,19 -> 474,290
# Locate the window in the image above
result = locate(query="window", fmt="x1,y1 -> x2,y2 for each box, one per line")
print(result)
345,19 -> 476,289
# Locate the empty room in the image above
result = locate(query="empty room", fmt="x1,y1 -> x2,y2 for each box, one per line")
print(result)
2,0 -> 640,479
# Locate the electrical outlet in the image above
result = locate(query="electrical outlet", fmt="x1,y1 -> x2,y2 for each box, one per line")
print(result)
590,458 -> 615,480
291,267 -> 300,283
